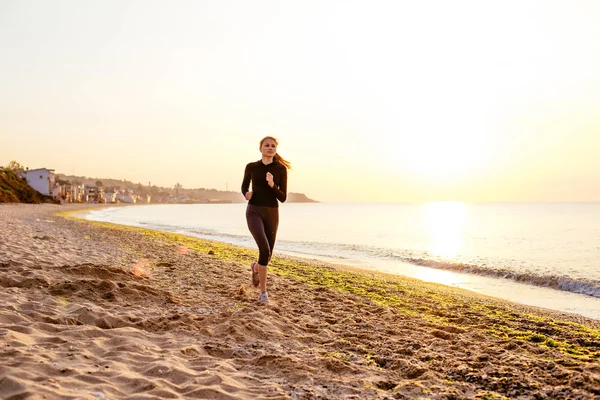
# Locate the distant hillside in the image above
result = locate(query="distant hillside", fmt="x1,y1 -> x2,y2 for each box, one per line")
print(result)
287,192 -> 317,203
56,173 -> 319,203
0,170 -> 55,204
56,174 -> 142,188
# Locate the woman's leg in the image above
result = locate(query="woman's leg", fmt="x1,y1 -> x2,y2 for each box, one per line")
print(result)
246,206 -> 271,293
257,263 -> 268,293
258,207 -> 279,293
264,207 -> 279,263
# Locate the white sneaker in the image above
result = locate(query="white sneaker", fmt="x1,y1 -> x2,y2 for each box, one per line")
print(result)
257,291 -> 269,303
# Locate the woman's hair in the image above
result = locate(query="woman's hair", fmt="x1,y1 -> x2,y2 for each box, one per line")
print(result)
260,136 -> 292,169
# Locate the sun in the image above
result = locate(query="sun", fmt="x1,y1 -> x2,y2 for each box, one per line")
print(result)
389,126 -> 491,183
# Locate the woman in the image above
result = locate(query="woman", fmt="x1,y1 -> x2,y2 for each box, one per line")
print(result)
241,136 -> 291,303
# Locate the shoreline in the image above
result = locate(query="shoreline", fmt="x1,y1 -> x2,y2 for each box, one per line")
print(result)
1,203 -> 599,399
81,203 -> 600,321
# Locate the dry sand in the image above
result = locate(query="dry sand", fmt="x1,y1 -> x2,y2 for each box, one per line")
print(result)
0,203 -> 599,399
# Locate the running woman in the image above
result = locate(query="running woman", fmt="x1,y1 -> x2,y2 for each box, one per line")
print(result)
241,136 -> 291,303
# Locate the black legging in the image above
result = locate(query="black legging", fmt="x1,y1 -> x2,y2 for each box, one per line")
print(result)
246,204 -> 279,266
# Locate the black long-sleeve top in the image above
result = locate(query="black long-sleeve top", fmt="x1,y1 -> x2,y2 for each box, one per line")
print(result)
241,160 -> 287,207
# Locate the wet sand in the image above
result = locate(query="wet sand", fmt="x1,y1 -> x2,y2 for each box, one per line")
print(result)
0,203 -> 599,399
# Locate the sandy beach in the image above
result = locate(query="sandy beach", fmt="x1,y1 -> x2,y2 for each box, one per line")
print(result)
0,204 -> 599,399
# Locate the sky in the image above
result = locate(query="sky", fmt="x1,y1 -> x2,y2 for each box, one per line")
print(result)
1,0 -> 600,202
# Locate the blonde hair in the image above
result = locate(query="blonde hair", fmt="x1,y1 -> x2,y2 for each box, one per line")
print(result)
260,136 -> 292,169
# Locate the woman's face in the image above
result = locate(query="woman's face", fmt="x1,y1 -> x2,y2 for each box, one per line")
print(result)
260,139 -> 277,157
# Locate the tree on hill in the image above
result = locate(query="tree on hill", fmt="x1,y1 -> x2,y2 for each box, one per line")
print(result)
135,183 -> 145,195
5,160 -> 25,174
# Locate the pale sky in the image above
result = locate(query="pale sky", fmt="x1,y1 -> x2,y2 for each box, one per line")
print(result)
2,0 -> 600,202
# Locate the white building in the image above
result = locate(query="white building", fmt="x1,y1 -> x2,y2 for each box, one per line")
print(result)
24,168 -> 55,196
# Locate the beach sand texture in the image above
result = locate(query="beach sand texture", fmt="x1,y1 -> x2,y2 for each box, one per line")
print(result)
0,204 -> 599,399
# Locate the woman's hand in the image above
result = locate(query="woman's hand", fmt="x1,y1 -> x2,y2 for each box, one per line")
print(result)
245,191 -> 253,201
266,172 -> 274,188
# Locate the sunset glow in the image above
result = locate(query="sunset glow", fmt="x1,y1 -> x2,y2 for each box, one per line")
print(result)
2,1 -> 600,202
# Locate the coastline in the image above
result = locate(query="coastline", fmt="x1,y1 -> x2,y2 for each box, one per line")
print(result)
81,203 -> 600,321
1,203 -> 599,399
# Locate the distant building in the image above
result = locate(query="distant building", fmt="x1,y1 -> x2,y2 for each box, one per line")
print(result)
23,168 -> 55,196
56,183 -> 71,201
72,185 -> 85,202
56,182 -> 85,203
104,186 -> 121,193
116,190 -> 137,204
103,190 -> 117,203
83,185 -> 103,203
103,186 -> 121,203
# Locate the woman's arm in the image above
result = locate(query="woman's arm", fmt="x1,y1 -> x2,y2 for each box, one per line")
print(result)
270,167 -> 287,203
241,164 -> 252,198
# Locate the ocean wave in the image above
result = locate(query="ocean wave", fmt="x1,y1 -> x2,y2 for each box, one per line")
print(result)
273,241 -> 600,299
402,257 -> 600,298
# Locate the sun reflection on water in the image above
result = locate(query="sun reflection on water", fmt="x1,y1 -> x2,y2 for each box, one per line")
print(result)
423,201 -> 468,258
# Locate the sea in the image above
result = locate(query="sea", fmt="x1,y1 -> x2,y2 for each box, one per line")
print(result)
84,202 -> 600,320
